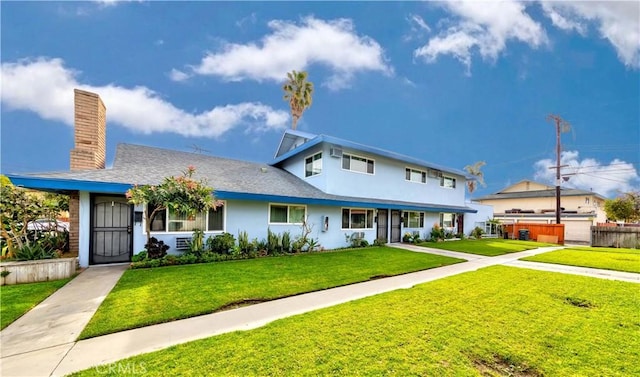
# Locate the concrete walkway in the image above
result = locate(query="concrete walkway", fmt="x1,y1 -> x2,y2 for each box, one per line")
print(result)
1,245 -> 637,376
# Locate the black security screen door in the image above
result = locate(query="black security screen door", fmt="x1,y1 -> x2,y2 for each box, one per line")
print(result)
377,209 -> 388,242
91,196 -> 132,264
390,210 -> 401,243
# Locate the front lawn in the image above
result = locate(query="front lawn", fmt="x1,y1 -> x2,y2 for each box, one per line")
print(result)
73,266 -> 639,376
521,246 -> 640,273
0,277 -> 73,329
417,238 -> 555,256
79,247 -> 462,339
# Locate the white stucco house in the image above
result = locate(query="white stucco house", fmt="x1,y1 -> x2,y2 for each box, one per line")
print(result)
8,90 -> 490,267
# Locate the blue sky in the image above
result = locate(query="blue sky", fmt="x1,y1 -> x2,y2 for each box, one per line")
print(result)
1,1 -> 638,199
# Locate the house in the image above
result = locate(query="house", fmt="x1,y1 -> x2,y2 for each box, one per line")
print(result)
474,180 -> 607,244
8,89 -> 487,267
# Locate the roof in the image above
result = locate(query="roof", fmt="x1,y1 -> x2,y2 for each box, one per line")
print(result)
8,143 -> 477,214
475,187 -> 606,201
272,130 -> 473,179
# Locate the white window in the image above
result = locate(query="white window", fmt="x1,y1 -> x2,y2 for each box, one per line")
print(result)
406,168 -> 427,183
403,211 -> 425,228
440,175 -> 456,189
305,152 -> 322,177
342,154 -> 374,174
149,203 -> 225,232
440,213 -> 456,229
269,204 -> 306,224
342,208 -> 374,229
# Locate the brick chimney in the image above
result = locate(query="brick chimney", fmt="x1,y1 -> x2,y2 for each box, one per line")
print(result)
70,89 -> 106,170
69,89 -> 106,259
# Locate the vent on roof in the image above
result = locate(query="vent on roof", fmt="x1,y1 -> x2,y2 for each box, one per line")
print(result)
330,147 -> 343,158
176,237 -> 192,251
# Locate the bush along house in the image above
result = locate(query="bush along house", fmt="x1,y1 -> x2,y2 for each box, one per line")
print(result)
8,89 -> 488,268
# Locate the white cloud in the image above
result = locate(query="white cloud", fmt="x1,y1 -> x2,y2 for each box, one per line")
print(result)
183,16 -> 392,90
169,68 -> 190,82
0,57 -> 289,138
533,151 -> 640,197
541,1 -> 640,68
414,0 -> 547,73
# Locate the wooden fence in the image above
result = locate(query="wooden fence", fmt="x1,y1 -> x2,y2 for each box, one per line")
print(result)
502,223 -> 565,245
591,226 -> 640,248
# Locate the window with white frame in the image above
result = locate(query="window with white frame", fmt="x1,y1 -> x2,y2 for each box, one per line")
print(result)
406,168 -> 427,183
403,211 -> 425,228
342,154 -> 374,174
342,208 -> 374,229
440,213 -> 456,229
440,175 -> 456,189
269,204 -> 306,224
149,203 -> 225,232
305,152 -> 322,177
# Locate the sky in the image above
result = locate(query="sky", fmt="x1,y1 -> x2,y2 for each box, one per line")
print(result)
1,1 -> 639,200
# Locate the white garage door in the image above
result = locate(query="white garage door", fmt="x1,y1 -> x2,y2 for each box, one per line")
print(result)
564,220 -> 592,244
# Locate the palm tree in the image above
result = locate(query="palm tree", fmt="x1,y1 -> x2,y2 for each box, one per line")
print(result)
282,70 -> 313,130
464,161 -> 486,194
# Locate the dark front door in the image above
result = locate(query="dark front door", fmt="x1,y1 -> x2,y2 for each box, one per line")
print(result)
376,209 -> 388,242
91,196 -> 132,264
390,210 -> 402,243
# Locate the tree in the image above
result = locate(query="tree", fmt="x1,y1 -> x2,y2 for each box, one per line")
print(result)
282,70 -> 313,130
125,166 -> 219,245
464,161 -> 486,194
604,191 -> 640,223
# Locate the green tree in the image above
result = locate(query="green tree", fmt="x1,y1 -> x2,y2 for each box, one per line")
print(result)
282,70 -> 314,130
1,185 -> 46,258
604,191 -> 640,223
464,161 -> 486,194
126,166 -> 218,245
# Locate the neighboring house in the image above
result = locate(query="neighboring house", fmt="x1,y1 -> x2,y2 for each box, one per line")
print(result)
8,89 -> 483,267
474,180 -> 607,244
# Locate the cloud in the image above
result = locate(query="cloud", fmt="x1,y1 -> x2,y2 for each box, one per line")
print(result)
0,57 -> 289,138
169,68 -> 190,82
404,14 -> 431,42
414,0 -> 547,74
541,1 -> 640,68
182,16 -> 392,90
533,151 -> 640,197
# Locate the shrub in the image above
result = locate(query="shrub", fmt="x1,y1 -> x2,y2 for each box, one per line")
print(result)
430,225 -> 445,241
267,228 -> 282,255
373,237 -> 387,247
145,237 -> 169,259
189,229 -> 205,255
132,251 -> 148,262
281,231 -> 291,253
237,231 -> 251,255
207,233 -> 236,254
14,243 -> 59,261
470,226 -> 485,239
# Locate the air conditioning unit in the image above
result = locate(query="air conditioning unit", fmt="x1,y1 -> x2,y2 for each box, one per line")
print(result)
330,147 -> 343,158
350,232 -> 365,240
428,169 -> 441,178
176,237 -> 192,251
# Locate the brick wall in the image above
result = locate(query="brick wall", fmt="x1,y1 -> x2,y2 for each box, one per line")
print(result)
69,89 -> 107,256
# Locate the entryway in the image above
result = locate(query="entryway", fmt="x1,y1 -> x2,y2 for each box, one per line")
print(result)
90,195 -> 132,264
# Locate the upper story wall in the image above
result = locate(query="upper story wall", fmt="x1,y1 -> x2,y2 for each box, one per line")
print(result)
479,194 -> 605,214
279,142 -> 468,206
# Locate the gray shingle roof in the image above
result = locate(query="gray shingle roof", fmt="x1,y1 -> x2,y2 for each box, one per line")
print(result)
13,143 -> 477,213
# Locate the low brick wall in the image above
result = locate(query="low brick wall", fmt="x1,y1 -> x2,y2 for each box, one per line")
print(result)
0,258 -> 77,285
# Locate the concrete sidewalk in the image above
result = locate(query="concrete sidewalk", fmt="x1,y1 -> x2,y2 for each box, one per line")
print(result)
1,245 -> 637,376
504,260 -> 640,283
0,265 -> 128,377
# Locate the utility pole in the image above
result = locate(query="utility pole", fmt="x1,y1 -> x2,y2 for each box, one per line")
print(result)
546,114 -> 570,224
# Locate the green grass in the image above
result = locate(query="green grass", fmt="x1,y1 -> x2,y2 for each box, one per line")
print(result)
522,246 -> 640,273
417,238 -> 556,256
72,266 -> 640,377
79,247 -> 462,339
0,277 -> 73,329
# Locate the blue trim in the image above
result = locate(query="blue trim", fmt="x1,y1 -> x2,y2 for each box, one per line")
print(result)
270,134 -> 473,178
7,175 -> 477,214
216,191 -> 477,214
7,175 -> 132,194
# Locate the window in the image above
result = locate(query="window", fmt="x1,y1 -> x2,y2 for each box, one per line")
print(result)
342,208 -> 374,229
269,204 -> 306,224
342,154 -> 374,174
406,168 -> 427,183
403,211 -> 424,228
440,176 -> 456,189
149,203 -> 225,232
305,152 -> 322,177
440,213 -> 455,229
